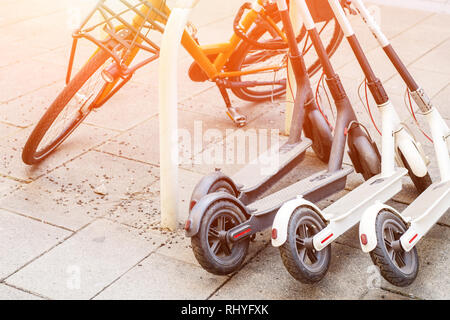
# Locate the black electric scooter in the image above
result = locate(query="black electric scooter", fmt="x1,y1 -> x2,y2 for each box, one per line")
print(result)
185,0 -> 381,276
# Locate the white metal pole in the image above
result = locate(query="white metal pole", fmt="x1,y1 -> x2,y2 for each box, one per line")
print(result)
158,0 -> 199,230
285,0 -> 304,134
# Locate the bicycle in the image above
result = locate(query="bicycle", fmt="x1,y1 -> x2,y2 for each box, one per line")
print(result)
22,0 -> 344,165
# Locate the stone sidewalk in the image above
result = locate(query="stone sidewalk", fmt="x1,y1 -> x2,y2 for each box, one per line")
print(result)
0,0 -> 449,300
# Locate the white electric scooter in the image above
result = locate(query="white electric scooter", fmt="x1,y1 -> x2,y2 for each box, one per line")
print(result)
353,0 -> 450,287
271,0 -> 431,283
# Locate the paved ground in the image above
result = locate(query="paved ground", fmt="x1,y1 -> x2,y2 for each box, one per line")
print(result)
0,0 -> 449,300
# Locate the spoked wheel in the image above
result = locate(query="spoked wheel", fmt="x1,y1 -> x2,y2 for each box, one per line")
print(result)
22,50 -> 113,165
191,200 -> 250,275
229,16 -> 343,102
370,210 -> 419,287
279,207 -> 331,284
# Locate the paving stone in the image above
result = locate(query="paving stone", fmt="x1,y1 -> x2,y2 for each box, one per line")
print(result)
0,39 -> 48,69
384,67 -> 450,100
1,11 -> 78,50
178,85 -> 272,125
433,84 -> 450,120
0,59 -> 66,103
84,82 -> 159,132
0,0 -> 449,301
372,5 -> 434,40
99,110 -> 233,166
32,41 -> 100,69
211,244 -> 373,300
0,82 -> 62,128
412,38 -> 450,75
0,151 -> 159,231
0,176 -> 22,198
94,253 -> 227,300
381,224 -> 450,300
0,122 -> 21,139
106,168 -> 203,231
0,209 -> 71,280
0,124 -> 116,181
188,0 -> 248,28
0,284 -> 42,300
0,0 -> 66,28
5,219 -> 164,300
360,288 -> 413,300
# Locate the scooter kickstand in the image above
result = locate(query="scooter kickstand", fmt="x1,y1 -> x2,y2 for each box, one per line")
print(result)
217,81 -> 247,127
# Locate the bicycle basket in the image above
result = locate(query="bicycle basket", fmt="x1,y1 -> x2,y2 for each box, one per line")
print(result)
67,0 -> 170,82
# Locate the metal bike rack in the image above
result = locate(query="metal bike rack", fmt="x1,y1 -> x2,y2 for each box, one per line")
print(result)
158,0 -> 199,230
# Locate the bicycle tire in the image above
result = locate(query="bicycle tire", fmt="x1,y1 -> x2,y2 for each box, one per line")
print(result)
228,17 -> 343,102
22,50 -> 110,165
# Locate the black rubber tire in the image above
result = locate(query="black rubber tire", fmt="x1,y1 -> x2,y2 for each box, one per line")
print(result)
22,50 -> 110,165
279,207 -> 331,284
229,17 -> 343,102
303,112 -> 333,163
370,210 -> 419,287
399,151 -> 432,194
191,200 -> 250,275
352,135 -> 382,181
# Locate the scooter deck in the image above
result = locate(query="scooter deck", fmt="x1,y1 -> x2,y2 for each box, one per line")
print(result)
399,180 -> 450,250
232,139 -> 312,194
248,165 -> 354,215
402,180 -> 450,222
313,168 -> 408,250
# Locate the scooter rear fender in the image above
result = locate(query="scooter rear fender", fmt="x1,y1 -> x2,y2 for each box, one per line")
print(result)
189,171 -> 239,213
185,192 -> 249,237
359,202 -> 402,253
271,197 -> 323,247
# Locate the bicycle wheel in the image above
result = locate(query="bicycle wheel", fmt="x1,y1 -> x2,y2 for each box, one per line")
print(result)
229,17 -> 343,102
22,50 -> 112,165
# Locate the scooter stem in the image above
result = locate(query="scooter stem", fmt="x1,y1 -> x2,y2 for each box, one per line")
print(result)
276,0 -> 313,145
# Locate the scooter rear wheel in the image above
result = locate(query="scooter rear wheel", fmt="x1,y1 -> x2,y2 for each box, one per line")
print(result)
279,207 -> 331,284
191,200 -> 250,275
370,210 -> 419,287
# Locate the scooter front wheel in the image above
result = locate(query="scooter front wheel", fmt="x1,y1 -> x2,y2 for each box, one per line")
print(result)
304,110 -> 333,163
398,150 -> 432,194
191,200 -> 250,275
370,210 -> 419,287
279,207 -> 331,284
